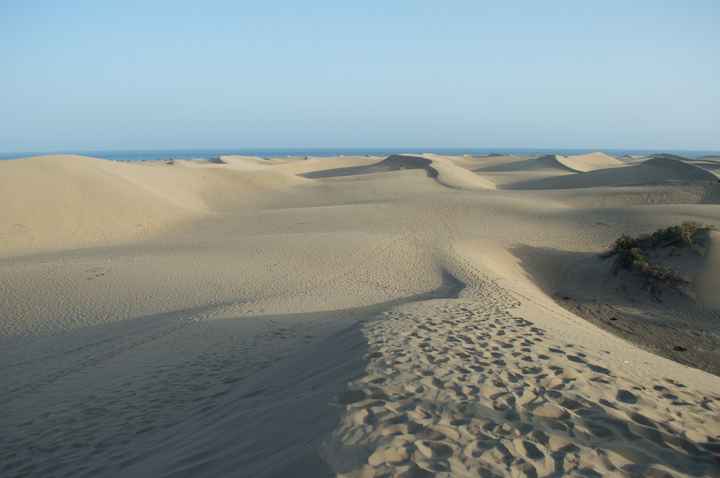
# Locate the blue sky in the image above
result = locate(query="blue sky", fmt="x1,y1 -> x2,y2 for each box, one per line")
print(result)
1,1 -> 718,151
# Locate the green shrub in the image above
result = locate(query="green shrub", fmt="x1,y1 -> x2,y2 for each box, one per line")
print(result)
601,222 -> 714,298
647,221 -> 706,248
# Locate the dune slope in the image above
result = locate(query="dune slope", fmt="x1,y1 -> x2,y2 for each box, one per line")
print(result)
553,152 -> 625,172
0,155 -> 201,255
511,156 -> 719,190
0,155 -> 310,256
1,153 -> 720,478
304,154 -> 496,190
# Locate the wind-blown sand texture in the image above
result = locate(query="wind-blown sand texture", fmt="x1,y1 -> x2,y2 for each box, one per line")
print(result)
1,153 -> 719,477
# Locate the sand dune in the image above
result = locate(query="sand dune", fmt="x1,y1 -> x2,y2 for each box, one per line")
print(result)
535,184 -> 720,208
467,154 -> 583,189
511,155 -> 719,190
304,154 -> 496,190
469,152 -> 622,175
0,155 -> 309,256
0,155 -> 202,256
325,299 -> 719,477
473,155 -> 574,173
687,158 -> 720,179
697,231 -> 720,309
302,154 -> 434,178
553,152 -> 625,172
324,242 -> 720,477
2,153 -> 720,477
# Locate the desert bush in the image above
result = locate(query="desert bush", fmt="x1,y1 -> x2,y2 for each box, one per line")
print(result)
601,222 -> 714,298
647,221 -> 708,249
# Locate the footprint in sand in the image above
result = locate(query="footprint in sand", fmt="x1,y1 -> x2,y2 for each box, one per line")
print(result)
326,295 -> 720,477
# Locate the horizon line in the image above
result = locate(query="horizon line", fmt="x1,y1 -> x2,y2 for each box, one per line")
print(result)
2,146 -> 720,156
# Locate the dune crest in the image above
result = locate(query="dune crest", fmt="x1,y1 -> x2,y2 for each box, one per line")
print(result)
469,152 -> 621,175
552,152 -> 625,172
303,154 -> 496,190
0,154 -> 310,256
324,243 -> 720,477
0,155 -> 201,255
511,155 -> 719,190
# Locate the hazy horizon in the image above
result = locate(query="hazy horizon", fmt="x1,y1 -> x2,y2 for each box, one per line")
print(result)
2,1 -> 718,151
3,146 -> 719,164
3,145 -> 720,156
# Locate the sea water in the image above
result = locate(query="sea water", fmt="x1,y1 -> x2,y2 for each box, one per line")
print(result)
1,147 -> 718,161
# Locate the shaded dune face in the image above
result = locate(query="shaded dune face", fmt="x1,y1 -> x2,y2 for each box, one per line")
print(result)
509,156 -> 719,190
380,154 -> 434,170
643,156 -> 720,180
472,152 -> 622,174
301,154 -> 433,178
302,154 -> 497,190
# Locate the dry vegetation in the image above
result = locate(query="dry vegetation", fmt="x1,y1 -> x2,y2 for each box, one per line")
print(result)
601,222 -> 714,297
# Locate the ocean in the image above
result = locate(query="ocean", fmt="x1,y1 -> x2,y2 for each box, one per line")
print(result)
0,147 -> 718,161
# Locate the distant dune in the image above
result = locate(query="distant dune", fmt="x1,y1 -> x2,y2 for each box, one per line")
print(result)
510,155 -> 719,190
472,152 -> 622,174
551,152 -> 625,172
303,154 -> 496,190
302,154 -> 433,178
0,154 -> 306,256
0,155 -> 200,255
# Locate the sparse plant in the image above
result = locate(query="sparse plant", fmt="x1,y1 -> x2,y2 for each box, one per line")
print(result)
601,222 -> 714,299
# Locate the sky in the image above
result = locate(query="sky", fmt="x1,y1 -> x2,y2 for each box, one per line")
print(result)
1,1 -> 718,152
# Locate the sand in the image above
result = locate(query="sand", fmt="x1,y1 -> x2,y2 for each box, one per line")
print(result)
1,153 -> 719,477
